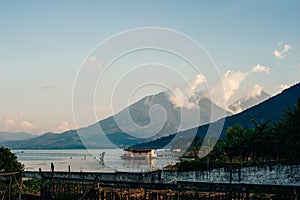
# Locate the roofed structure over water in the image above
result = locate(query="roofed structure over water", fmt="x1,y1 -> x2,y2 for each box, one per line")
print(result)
121,148 -> 157,159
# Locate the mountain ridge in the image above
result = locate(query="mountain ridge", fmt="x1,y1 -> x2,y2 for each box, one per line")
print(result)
1,83 -> 299,149
229,90 -> 271,113
0,132 -> 36,141
133,82 -> 300,148
1,91 -> 228,149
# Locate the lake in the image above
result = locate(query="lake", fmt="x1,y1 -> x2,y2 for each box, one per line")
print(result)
13,149 -> 180,172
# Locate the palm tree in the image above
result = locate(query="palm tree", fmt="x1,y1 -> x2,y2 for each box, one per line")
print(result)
280,98 -> 300,160
225,124 -> 247,162
190,136 -> 202,159
271,121 -> 284,161
201,137 -> 215,170
250,119 -> 272,160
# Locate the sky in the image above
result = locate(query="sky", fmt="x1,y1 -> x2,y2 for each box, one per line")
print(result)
0,1 -> 300,134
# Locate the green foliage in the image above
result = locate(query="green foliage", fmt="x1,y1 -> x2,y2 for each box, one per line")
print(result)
176,99 -> 300,170
0,146 -> 24,172
176,158 -> 208,171
22,179 -> 40,193
0,147 -> 24,199
277,98 -> 300,160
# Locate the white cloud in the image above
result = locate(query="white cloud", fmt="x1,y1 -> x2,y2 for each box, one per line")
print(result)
86,56 -> 97,64
277,84 -> 291,92
283,44 -> 291,53
82,56 -> 102,72
0,115 -> 75,134
274,50 -> 283,59
221,70 -> 248,102
221,64 -> 269,102
169,87 -> 197,109
210,64 -> 269,109
274,42 -> 291,60
168,64 -> 270,111
21,120 -> 35,129
250,64 -> 270,74
0,115 -> 36,133
52,121 -> 73,133
208,70 -> 246,110
246,84 -> 263,100
190,74 -> 206,90
168,74 -> 206,109
230,101 -> 243,113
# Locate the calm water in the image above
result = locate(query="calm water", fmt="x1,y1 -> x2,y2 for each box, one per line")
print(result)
13,149 -> 179,172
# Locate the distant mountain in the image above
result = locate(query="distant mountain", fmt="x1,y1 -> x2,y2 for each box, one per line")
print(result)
0,91 -> 229,149
134,82 -> 300,148
0,130 -> 146,149
0,132 -> 36,141
2,82 -> 299,150
229,90 -> 271,113
97,92 -> 229,139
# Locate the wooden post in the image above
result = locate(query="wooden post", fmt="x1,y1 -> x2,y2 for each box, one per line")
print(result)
18,172 -> 23,200
39,168 -> 44,198
8,174 -> 12,200
51,162 -> 55,199
230,168 -> 232,184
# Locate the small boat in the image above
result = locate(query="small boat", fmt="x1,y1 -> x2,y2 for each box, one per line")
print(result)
120,148 -> 157,159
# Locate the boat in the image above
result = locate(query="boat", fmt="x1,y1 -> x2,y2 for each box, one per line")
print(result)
120,148 -> 157,159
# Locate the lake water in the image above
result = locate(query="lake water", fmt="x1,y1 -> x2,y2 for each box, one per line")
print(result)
13,149 -> 180,172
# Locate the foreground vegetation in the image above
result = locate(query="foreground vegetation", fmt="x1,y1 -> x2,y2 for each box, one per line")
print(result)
0,146 -> 24,199
173,99 -> 300,171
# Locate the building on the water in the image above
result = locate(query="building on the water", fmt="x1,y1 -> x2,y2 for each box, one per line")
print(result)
121,148 -> 157,159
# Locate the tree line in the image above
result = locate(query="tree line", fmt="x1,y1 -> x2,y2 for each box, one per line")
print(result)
175,98 -> 300,171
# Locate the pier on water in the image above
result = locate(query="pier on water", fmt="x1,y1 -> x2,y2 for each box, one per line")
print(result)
21,163 -> 300,199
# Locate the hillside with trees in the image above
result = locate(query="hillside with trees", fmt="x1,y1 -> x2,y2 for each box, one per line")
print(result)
173,98 -> 300,171
134,83 -> 300,149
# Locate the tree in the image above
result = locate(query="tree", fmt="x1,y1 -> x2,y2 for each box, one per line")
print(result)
270,121 -> 284,161
225,124 -> 251,162
279,98 -> 300,160
0,147 -> 23,200
0,146 -> 24,173
175,98 -> 300,170
250,119 -> 272,160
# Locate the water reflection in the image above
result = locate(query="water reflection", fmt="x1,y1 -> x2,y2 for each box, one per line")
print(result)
13,149 -> 179,172
122,158 -> 158,171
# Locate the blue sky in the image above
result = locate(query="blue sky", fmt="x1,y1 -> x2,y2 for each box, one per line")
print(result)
0,1 -> 299,134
